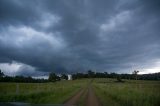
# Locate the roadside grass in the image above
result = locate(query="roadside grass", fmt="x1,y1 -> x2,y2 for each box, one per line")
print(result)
93,78 -> 160,106
0,79 -> 87,104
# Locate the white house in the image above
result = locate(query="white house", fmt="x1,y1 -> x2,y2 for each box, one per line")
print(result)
68,74 -> 72,80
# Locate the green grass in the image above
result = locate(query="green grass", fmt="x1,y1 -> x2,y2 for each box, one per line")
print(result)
1,78 -> 160,106
0,79 -> 87,104
93,78 -> 160,106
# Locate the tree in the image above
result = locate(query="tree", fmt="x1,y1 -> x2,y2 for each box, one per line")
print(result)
132,70 -> 139,80
48,72 -> 59,82
0,69 -> 4,77
109,72 -> 117,78
88,70 -> 95,78
61,74 -> 68,80
116,74 -> 123,82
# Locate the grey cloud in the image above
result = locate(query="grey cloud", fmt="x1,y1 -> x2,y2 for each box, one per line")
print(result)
0,0 -> 160,75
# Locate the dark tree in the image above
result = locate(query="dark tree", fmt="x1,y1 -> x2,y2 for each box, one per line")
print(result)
109,72 -> 117,78
132,70 -> 139,80
0,69 -> 4,77
61,74 -> 68,80
48,72 -> 59,82
116,75 -> 123,82
88,70 -> 95,78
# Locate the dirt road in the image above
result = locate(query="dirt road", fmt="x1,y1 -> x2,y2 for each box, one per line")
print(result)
85,86 -> 101,106
64,81 -> 101,106
64,88 -> 85,106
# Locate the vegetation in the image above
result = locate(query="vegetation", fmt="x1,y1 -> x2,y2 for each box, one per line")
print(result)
0,69 -> 4,77
0,79 -> 87,104
61,74 -> 68,80
48,72 -> 60,82
132,70 -> 139,80
0,76 -> 48,83
0,69 -> 160,83
0,69 -> 160,105
0,78 -> 160,106
93,78 -> 160,106
72,71 -> 160,80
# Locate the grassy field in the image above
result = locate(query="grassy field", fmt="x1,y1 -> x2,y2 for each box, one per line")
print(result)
0,79 -> 88,104
93,78 -> 160,106
0,78 -> 160,106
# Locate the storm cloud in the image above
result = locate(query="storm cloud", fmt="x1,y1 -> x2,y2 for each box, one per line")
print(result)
0,0 -> 160,76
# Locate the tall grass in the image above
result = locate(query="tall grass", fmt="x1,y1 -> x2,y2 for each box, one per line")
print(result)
93,78 -> 160,106
0,79 -> 87,104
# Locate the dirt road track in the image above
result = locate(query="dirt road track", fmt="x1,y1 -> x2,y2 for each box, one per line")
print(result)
64,80 -> 101,106
64,88 -> 84,106
85,86 -> 101,106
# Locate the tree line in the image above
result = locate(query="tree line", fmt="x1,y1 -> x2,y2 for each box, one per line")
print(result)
72,70 -> 160,80
0,70 -> 48,83
0,69 -> 160,83
0,69 -> 68,83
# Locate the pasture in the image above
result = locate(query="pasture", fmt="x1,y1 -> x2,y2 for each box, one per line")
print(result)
0,78 -> 160,106
0,79 -> 88,104
93,78 -> 160,106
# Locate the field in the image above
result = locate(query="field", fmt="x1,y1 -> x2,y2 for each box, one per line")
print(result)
0,78 -> 160,106
93,79 -> 160,106
0,79 -> 88,104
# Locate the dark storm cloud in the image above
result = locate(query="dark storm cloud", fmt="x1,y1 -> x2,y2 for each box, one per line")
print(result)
0,0 -> 160,75
0,0 -> 42,26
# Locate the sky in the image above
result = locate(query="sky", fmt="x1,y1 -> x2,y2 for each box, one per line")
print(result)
0,0 -> 160,77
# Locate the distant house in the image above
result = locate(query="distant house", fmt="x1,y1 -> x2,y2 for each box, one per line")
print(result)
68,74 -> 72,80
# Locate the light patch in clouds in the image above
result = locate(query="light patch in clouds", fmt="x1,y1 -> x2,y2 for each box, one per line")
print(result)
0,61 -> 48,77
139,67 -> 160,74
100,11 -> 131,32
0,61 -> 21,76
33,76 -> 49,79
0,25 -> 65,50
0,61 -> 35,76
137,60 -> 160,74
38,13 -> 61,28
